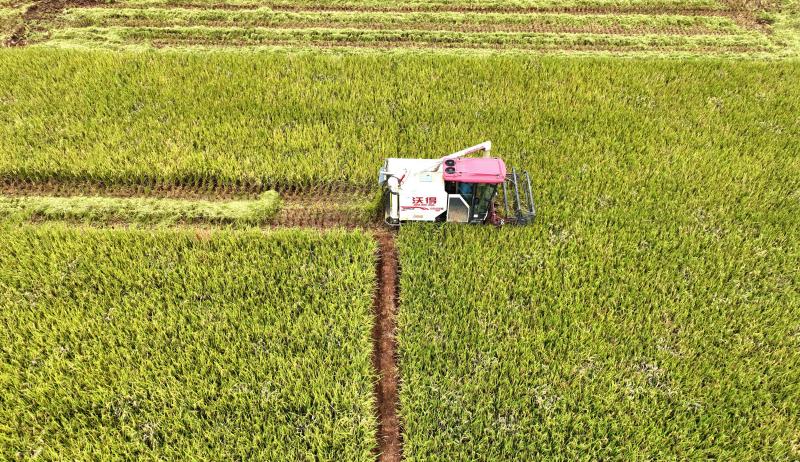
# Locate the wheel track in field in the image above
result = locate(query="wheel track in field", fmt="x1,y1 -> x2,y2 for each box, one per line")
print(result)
0,180 -> 404,460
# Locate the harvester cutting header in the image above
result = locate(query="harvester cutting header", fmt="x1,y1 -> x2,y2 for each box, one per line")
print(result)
378,141 -> 535,226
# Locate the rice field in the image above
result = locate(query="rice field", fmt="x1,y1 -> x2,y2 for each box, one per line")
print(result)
397,221 -> 800,459
1,49 -> 798,191
0,224 -> 378,460
395,89 -> 800,455
2,0 -> 799,458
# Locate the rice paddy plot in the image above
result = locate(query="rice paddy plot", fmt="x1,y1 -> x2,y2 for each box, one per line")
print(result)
396,218 -> 800,459
1,50 -> 798,190
0,224 -> 378,460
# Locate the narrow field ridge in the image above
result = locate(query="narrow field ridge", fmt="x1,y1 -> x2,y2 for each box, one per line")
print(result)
373,232 -> 402,462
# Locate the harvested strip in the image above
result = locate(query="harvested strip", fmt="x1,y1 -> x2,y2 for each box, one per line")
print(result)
45,25 -> 773,51
373,233 -> 401,462
109,0 -> 729,15
0,191 -> 281,225
58,8 -> 748,35
270,191 -> 380,229
140,39 -> 772,55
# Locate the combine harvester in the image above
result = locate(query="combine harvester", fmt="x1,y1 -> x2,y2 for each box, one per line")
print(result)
378,141 -> 535,226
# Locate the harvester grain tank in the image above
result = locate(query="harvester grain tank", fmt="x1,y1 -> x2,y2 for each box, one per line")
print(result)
378,141 -> 535,226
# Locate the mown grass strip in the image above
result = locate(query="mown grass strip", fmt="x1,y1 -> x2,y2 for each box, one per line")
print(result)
0,191 -> 281,225
58,8 -> 749,35
0,224 -> 378,460
1,50 -> 799,189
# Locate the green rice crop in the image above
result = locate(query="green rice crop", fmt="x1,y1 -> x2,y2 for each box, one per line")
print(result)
396,165 -> 799,457
1,50 -> 798,190
0,191 -> 281,225
0,224 -> 377,460
0,49 -> 800,188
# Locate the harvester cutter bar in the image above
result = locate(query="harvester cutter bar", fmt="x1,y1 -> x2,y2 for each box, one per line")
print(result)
501,168 -> 536,225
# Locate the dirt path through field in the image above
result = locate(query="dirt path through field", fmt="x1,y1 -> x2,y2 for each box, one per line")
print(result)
373,232 -> 402,462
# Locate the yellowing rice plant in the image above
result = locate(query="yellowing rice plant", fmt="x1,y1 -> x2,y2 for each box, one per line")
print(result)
0,224 -> 378,460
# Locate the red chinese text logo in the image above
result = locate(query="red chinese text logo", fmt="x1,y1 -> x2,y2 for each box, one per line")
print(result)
411,197 -> 437,206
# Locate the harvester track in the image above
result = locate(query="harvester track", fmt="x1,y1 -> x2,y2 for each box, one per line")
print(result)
373,232 -> 402,462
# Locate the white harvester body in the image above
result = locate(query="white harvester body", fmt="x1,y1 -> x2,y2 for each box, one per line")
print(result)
378,141 -> 535,226
380,158 -> 449,222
